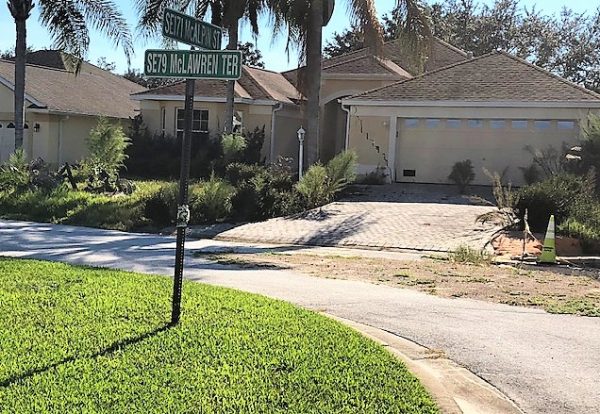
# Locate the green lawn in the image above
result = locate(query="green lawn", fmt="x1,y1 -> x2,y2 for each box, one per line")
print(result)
0,259 -> 437,413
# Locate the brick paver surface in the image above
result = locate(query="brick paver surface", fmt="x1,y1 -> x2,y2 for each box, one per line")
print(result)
218,185 -> 500,252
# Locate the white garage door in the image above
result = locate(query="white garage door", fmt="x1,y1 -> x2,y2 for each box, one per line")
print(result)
395,118 -> 578,186
0,123 -> 16,163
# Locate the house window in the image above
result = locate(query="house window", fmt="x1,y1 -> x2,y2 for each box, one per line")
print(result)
176,108 -> 209,137
447,119 -> 461,128
468,119 -> 483,128
490,120 -> 506,129
558,121 -> 576,130
404,119 -> 419,128
426,119 -> 441,128
512,120 -> 528,129
535,120 -> 551,130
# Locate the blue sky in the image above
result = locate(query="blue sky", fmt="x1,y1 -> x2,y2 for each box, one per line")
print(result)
0,0 -> 594,74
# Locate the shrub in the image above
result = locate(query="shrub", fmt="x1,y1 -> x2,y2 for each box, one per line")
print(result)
519,163 -> 541,185
0,149 -> 29,193
450,245 -> 492,265
516,173 -> 594,231
297,164 -> 331,209
85,117 -> 131,180
477,169 -> 518,227
524,145 -> 568,178
190,175 -> 235,223
297,151 -> 358,209
143,183 -> 179,227
580,115 -> 600,193
227,162 -> 302,221
242,126 -> 265,164
448,160 -> 475,194
221,133 -> 247,164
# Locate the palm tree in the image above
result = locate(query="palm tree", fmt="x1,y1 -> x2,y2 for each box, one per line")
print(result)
137,0 -> 267,133
273,0 -> 430,165
7,0 -> 133,152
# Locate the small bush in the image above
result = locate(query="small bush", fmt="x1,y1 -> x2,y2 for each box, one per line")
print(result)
143,183 -> 179,227
0,149 -> 29,193
242,126 -> 265,164
190,175 -> 235,223
519,164 -> 541,185
297,164 -> 330,209
85,117 -> 131,180
297,151 -> 358,209
221,133 -> 247,164
448,160 -> 475,194
450,246 -> 492,265
516,173 -> 594,231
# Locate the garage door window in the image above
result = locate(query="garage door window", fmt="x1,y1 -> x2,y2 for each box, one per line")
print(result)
468,119 -> 483,128
405,119 -> 419,128
558,121 -> 576,130
426,119 -> 441,128
490,120 -> 506,129
447,119 -> 461,128
512,120 -> 528,129
535,120 -> 551,130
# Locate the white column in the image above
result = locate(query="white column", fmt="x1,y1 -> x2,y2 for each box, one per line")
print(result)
387,116 -> 397,183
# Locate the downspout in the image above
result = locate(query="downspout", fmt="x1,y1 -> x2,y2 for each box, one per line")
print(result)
341,101 -> 351,151
270,102 -> 283,163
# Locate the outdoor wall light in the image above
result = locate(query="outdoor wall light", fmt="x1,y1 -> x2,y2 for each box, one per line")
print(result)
34,123 -> 40,132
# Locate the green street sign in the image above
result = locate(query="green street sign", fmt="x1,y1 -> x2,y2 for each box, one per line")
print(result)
144,49 -> 242,79
162,8 -> 222,50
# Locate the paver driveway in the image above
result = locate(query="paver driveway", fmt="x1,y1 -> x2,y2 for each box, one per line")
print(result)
218,184 -> 500,252
1,220 -> 599,413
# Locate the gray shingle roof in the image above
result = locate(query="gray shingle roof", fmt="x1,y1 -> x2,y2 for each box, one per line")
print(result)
133,66 -> 299,104
0,58 -> 145,119
348,51 -> 600,103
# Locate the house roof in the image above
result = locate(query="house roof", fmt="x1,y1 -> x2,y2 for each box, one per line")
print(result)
323,54 -> 412,78
132,66 -> 300,104
345,51 -> 600,104
0,56 -> 145,119
319,37 -> 468,75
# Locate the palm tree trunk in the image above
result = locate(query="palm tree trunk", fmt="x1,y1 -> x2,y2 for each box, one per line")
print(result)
224,20 -> 239,134
14,16 -> 27,151
305,0 -> 323,166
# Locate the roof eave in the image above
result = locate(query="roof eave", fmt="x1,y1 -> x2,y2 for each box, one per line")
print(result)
0,75 -> 46,107
341,99 -> 600,108
130,94 -> 280,106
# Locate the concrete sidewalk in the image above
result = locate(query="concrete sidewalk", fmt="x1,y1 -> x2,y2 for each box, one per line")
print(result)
1,220 -> 599,413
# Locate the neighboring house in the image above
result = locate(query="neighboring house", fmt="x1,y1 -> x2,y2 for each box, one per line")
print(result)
0,51 -> 145,164
133,38 -> 600,186
131,66 -> 302,163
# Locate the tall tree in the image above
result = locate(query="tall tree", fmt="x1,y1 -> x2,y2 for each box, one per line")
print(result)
238,42 -> 265,68
7,0 -> 133,152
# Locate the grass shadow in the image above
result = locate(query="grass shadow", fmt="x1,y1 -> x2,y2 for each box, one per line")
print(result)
0,322 -> 173,388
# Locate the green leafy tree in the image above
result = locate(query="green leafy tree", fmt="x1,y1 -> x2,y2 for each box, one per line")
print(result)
7,0 -> 133,152
85,117 -> 131,180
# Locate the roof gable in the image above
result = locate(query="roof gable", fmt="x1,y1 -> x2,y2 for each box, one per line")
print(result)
348,51 -> 600,103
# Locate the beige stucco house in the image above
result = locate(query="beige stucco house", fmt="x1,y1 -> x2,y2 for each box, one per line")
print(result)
131,66 -> 303,163
0,51 -> 144,165
134,38 -> 600,186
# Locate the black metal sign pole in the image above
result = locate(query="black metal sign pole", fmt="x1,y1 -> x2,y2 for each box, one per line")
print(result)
171,76 -> 195,325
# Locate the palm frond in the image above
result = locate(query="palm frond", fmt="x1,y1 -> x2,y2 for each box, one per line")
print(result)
347,0 -> 383,53
76,0 -> 134,63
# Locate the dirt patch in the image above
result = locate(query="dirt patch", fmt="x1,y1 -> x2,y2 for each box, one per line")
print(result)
202,252 -> 600,317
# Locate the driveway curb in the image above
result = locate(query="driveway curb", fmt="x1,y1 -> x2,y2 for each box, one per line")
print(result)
326,314 -> 524,414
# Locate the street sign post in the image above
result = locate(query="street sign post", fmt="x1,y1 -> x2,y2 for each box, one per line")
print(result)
162,8 -> 222,50
144,49 -> 242,80
149,9 -> 236,325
